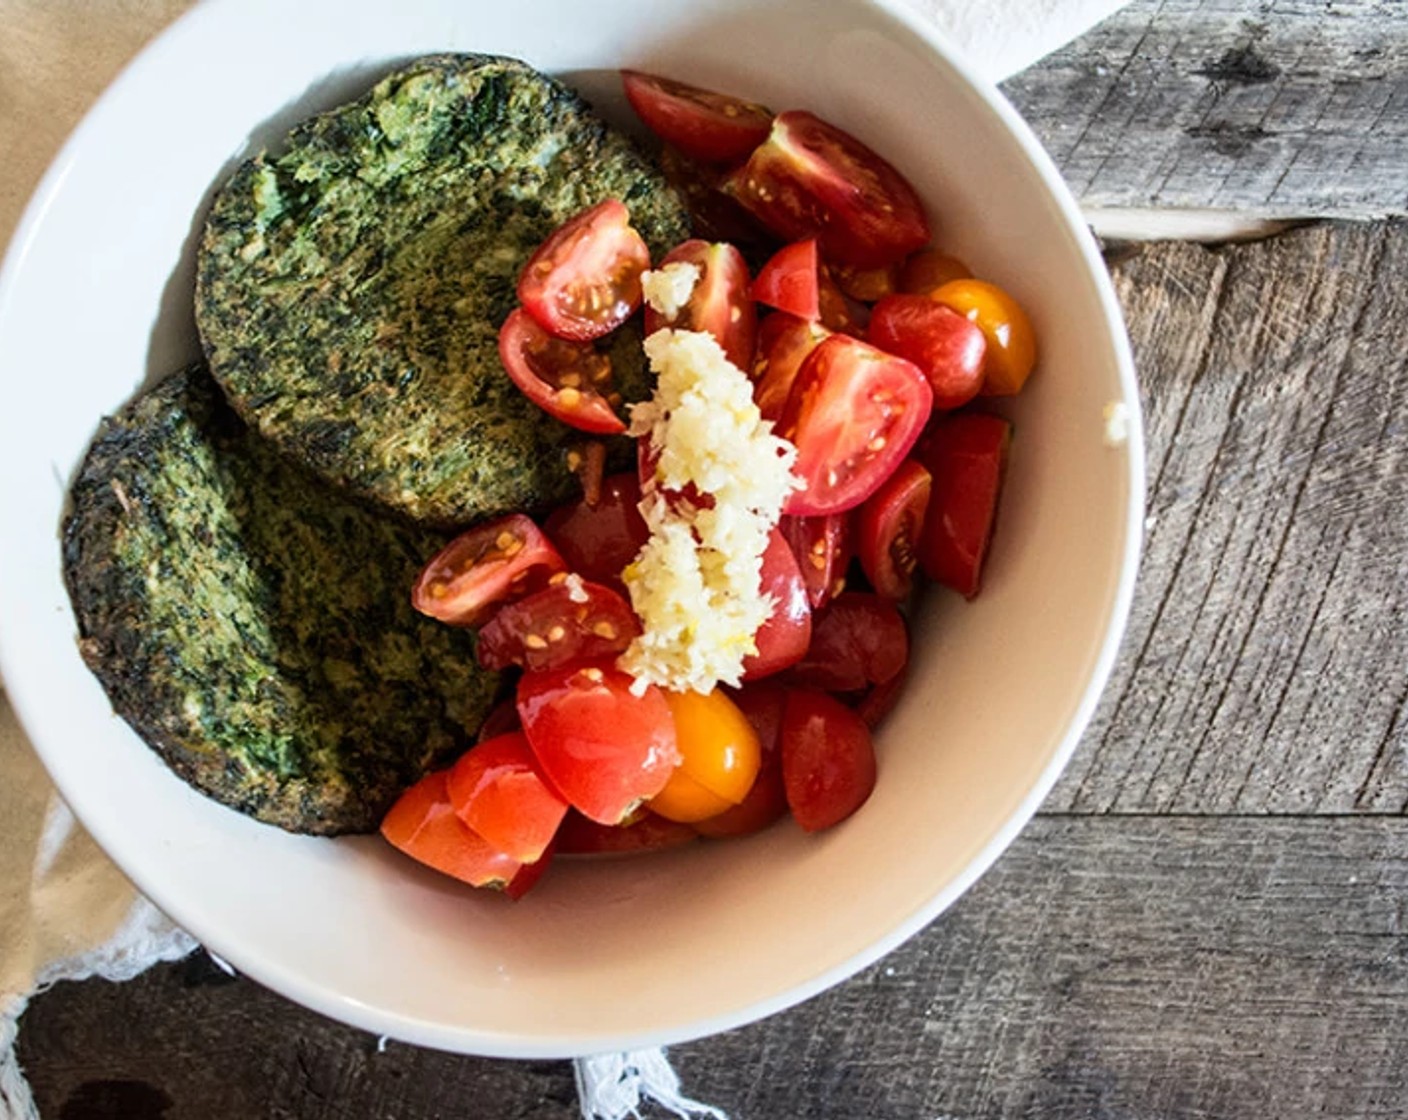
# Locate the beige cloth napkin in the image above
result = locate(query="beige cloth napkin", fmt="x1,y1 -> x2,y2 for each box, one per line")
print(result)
0,2 -> 1127,1117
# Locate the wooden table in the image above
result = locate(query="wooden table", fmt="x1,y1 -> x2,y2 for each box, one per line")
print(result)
15,2 -> 1408,1116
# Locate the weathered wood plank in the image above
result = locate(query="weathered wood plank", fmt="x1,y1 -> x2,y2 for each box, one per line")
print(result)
1005,0 -> 1408,218
19,818 -> 1408,1119
1050,221 -> 1408,814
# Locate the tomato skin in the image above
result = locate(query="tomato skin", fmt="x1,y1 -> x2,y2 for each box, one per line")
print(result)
380,771 -> 522,888
779,512 -> 852,610
518,198 -> 649,342
498,308 -> 628,435
503,842 -> 555,900
542,472 -> 649,593
917,412 -> 1011,598
898,249 -> 971,296
781,690 -> 878,832
477,578 -> 640,672
694,683 -> 789,838
556,809 -> 698,856
931,279 -> 1037,396
446,733 -> 569,863
621,70 -> 773,164
751,239 -> 820,321
855,664 -> 909,730
644,239 -> 756,370
412,513 -> 566,627
789,592 -> 909,693
741,527 -> 813,681
778,335 -> 933,516
723,110 -> 929,268
857,458 -> 932,600
867,294 -> 987,411
650,689 -> 763,823
517,661 -> 680,824
752,312 -> 830,423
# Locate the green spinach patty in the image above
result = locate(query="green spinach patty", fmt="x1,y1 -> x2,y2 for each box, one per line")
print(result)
196,53 -> 690,528
63,366 -> 501,835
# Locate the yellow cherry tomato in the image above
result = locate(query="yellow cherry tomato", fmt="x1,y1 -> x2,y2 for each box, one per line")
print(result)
649,689 -> 762,824
930,278 -> 1037,396
898,248 -> 971,297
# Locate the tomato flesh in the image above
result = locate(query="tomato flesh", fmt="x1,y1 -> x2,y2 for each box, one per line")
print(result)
644,239 -> 756,370
499,308 -> 628,435
857,458 -> 932,600
412,513 -> 566,627
380,771 -> 522,888
741,527 -> 812,681
517,661 -> 680,824
781,690 -> 878,832
621,70 -> 773,165
778,335 -> 933,516
868,294 -> 987,411
779,512 -> 852,610
931,279 -> 1037,396
477,577 -> 640,672
446,733 -> 568,863
751,239 -> 820,321
752,312 -> 830,423
650,689 -> 762,823
789,592 -> 909,693
917,411 -> 1011,598
542,472 -> 649,593
723,110 -> 929,268
518,198 -> 649,341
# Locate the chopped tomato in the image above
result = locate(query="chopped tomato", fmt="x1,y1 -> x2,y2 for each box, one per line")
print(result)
644,239 -> 756,370
751,239 -> 820,321
779,512 -> 852,610
723,110 -> 929,268
857,458 -> 932,600
411,513 -> 566,626
477,577 -> 640,672
380,771 -> 522,888
446,733 -> 568,863
565,440 -> 608,507
855,664 -> 909,730
498,308 -> 628,435
657,145 -> 769,245
517,198 -> 649,341
781,690 -> 877,832
694,683 -> 789,838
621,70 -> 773,165
778,335 -> 933,516
917,412 -> 1011,598
741,527 -> 812,681
867,294 -> 987,410
789,592 -> 909,693
898,248 -> 971,296
542,472 -> 649,592
650,688 -> 763,823
830,261 -> 900,303
517,661 -> 680,824
752,312 -> 830,422
556,809 -> 698,856
931,279 -> 1037,396
476,696 -> 524,742
817,265 -> 870,336
503,842 -> 555,900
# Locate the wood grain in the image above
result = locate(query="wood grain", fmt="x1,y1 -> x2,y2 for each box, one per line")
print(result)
20,818 -> 1408,1119
1005,0 -> 1408,218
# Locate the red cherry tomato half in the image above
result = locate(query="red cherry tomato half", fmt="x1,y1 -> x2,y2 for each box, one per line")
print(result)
779,512 -> 852,610
644,239 -> 757,370
542,472 -> 649,592
918,412 -> 1011,598
752,312 -> 830,423
380,771 -> 522,888
621,70 -> 774,165
723,110 -> 930,268
741,527 -> 813,681
694,683 -> 790,839
517,661 -> 680,824
498,308 -> 628,435
868,294 -> 987,411
751,239 -> 820,321
556,809 -> 699,856
781,690 -> 878,832
789,592 -> 909,693
778,335 -> 933,516
446,733 -> 569,863
412,513 -> 566,627
857,458 -> 932,600
855,664 -> 909,730
658,146 -> 769,245
517,198 -> 649,342
477,577 -> 641,673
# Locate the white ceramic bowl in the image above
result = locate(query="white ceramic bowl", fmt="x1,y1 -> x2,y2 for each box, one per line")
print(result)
0,0 -> 1142,1057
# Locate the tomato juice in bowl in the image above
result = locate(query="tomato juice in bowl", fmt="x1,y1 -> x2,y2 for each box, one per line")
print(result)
0,0 -> 1142,1056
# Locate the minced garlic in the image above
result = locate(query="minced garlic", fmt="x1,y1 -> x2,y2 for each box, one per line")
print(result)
640,261 -> 702,322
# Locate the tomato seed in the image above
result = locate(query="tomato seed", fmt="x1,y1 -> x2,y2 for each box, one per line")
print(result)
524,634 -> 549,650
868,436 -> 887,452
558,387 -> 583,407
547,625 -> 567,642
593,621 -> 618,639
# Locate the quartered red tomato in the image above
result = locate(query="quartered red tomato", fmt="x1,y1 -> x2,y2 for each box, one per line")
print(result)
517,198 -> 649,341
778,335 -> 933,516
723,110 -> 930,268
644,239 -> 756,370
517,661 -> 680,824
918,411 -> 1011,598
412,513 -> 566,626
694,683 -> 789,839
498,308 -> 628,435
621,70 -> 774,165
857,458 -> 932,600
446,732 -> 568,864
781,690 -> 878,832
657,145 -> 768,245
789,592 -> 909,693
556,809 -> 698,856
751,239 -> 820,321
779,512 -> 852,610
741,527 -> 812,681
868,294 -> 987,410
752,311 -> 830,422
380,771 -> 522,888
477,578 -> 641,672
542,472 -> 649,592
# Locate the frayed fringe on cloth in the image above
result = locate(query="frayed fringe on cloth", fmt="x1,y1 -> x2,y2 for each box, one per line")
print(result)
575,1050 -> 728,1120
